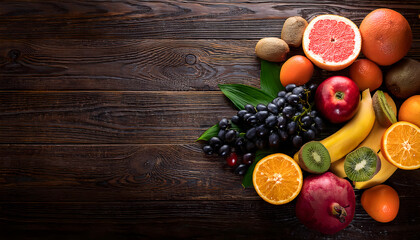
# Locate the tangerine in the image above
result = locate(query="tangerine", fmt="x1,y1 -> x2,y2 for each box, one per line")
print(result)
359,8 -> 412,66
349,59 -> 383,91
280,55 -> 314,86
361,184 -> 399,223
399,95 -> 420,127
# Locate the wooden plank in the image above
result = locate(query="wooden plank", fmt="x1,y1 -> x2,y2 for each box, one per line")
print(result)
0,91 -> 238,144
0,144 -> 258,202
0,199 -> 419,239
0,144 -> 419,203
0,1 -> 418,39
0,39 -> 260,91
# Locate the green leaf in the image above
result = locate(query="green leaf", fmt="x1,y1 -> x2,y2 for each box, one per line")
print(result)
242,149 -> 277,188
260,60 -> 284,98
218,84 -> 273,110
196,124 -> 219,141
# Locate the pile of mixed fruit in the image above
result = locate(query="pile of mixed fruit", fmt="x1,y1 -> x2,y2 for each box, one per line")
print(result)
197,8 -> 419,235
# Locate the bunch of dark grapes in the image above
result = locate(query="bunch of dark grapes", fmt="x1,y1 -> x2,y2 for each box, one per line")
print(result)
202,83 -> 325,175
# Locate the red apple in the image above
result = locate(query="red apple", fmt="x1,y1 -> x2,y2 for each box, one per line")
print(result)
315,76 -> 360,123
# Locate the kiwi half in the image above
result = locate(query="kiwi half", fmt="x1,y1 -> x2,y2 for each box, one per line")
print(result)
372,90 -> 397,127
298,141 -> 331,174
344,147 -> 381,182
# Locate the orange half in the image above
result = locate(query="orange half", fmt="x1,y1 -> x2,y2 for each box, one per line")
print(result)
381,121 -> 420,170
252,153 -> 303,205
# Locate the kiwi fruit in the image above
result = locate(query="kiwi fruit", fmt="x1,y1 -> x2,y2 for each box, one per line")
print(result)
298,141 -> 331,174
385,58 -> 420,98
281,16 -> 308,47
344,147 -> 381,182
372,90 -> 397,127
255,37 -> 289,62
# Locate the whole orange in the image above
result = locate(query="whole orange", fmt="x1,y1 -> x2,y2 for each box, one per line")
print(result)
359,8 -> 412,66
280,55 -> 313,86
399,95 -> 420,127
349,59 -> 383,91
361,184 -> 399,223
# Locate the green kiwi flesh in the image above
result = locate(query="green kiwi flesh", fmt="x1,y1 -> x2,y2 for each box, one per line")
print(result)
344,147 -> 381,182
298,141 -> 331,174
372,90 -> 397,128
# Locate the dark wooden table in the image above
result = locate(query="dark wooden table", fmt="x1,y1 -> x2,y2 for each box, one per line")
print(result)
0,1 -> 419,239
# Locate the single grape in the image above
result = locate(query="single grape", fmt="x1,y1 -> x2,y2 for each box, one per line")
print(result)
285,84 -> 297,92
277,116 -> 286,128
314,116 -> 325,131
277,90 -> 286,98
219,144 -> 231,157
282,106 -> 295,118
303,129 -> 316,141
311,124 -> 320,136
219,118 -> 229,129
256,104 -> 267,112
267,103 -> 279,115
287,94 -> 300,105
226,152 -> 238,167
243,153 -> 254,165
269,132 -> 280,148
234,164 -> 248,175
243,113 -> 252,121
209,137 -> 222,149
247,115 -> 258,125
237,110 -> 248,119
225,129 -> 237,143
256,124 -> 269,137
255,110 -> 269,122
203,145 -> 213,155
301,115 -> 312,128
278,129 -> 288,142
275,98 -> 286,108
309,110 -> 317,118
292,135 -> 303,149
287,121 -> 297,135
265,115 -> 277,128
245,127 -> 257,140
296,103 -> 304,112
235,137 -> 246,153
292,86 -> 304,96
231,115 -> 241,125
218,129 -> 226,141
245,104 -> 256,114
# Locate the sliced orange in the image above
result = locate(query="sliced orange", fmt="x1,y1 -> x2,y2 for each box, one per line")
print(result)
252,153 -> 303,205
381,121 -> 420,170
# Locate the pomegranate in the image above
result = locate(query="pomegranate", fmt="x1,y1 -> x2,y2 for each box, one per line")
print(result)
295,172 -> 355,235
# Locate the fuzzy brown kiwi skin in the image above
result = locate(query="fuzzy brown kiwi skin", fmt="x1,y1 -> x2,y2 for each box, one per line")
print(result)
385,58 -> 420,98
281,16 -> 308,47
255,37 -> 290,62
372,90 -> 397,128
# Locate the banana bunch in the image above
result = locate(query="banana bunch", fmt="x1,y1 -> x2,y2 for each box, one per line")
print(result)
294,89 -> 375,163
330,92 -> 398,189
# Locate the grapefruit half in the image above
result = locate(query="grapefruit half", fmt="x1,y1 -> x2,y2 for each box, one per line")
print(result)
302,15 -> 362,71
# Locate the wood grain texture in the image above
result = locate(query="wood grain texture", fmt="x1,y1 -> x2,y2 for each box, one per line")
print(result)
0,0 -> 418,40
1,1 -> 420,239
0,199 -> 419,240
0,144 -> 258,202
0,39 -> 260,91
0,144 -> 419,203
0,91 -> 239,144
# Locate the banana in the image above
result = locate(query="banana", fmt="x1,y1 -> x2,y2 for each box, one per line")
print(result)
354,152 -> 398,189
330,92 -> 397,178
295,89 -> 376,163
